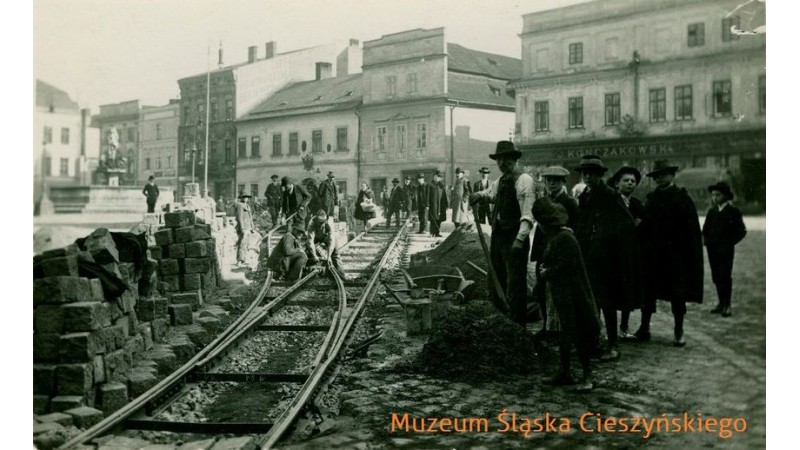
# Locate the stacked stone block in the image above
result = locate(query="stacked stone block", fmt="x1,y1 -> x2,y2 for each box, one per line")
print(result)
33,228 -> 171,417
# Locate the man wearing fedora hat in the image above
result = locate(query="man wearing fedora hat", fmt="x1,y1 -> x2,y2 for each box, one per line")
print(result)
264,174 -> 283,228
266,223 -> 309,282
235,193 -> 256,266
415,173 -> 431,234
469,140 -> 535,326
473,167 -> 492,224
702,181 -> 746,317
574,155 -> 640,361
143,175 -> 160,213
428,170 -> 449,237
318,171 -> 340,222
386,177 -> 405,227
450,167 -> 472,227
636,160 -> 703,347
530,165 -> 579,337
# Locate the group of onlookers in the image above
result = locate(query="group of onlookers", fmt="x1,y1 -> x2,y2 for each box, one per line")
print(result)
469,140 -> 748,392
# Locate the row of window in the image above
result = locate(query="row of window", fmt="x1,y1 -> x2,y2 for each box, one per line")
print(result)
375,123 -> 427,152
183,98 -> 235,125
42,126 -> 70,145
566,15 -> 742,66
531,76 -> 765,131
385,73 -> 418,98
236,127 -> 350,159
40,157 -> 70,176
144,155 -> 173,170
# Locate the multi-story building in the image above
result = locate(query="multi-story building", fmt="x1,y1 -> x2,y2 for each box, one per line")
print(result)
139,99 -> 180,199
177,40 -> 361,199
236,69 -> 362,198
359,28 -> 520,192
33,80 -> 98,211
92,100 -> 153,185
511,0 -> 766,209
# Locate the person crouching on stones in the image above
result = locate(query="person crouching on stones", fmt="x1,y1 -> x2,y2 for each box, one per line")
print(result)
266,224 -> 309,282
533,198 -> 599,392
703,182 -> 746,317
307,209 -> 346,280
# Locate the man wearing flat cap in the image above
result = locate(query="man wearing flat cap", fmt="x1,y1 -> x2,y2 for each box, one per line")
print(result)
450,167 -> 472,227
264,174 -> 283,228
317,172 -> 340,222
574,155 -> 639,361
386,178 -> 405,228
415,174 -> 430,234
473,167 -> 492,224
428,170 -> 449,237
530,165 -> 579,337
266,223 -> 309,282
469,141 -> 536,326
281,176 -> 312,228
636,160 -> 703,347
702,182 -> 746,318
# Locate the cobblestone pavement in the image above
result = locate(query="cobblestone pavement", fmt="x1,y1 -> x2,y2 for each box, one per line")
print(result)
279,228 -> 765,450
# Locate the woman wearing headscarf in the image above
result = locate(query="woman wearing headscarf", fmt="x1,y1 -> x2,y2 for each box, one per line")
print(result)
354,181 -> 376,230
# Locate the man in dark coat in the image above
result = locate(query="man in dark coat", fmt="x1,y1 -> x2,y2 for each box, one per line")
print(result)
530,166 -> 579,336
473,167 -> 492,224
533,198 -> 600,391
574,155 -> 639,361
402,177 -> 416,218
142,175 -> 159,213
281,176 -> 312,228
450,167 -> 472,226
266,224 -> 309,282
386,178 -> 405,227
470,141 -> 536,326
428,170 -> 449,237
415,174 -> 431,234
264,174 -> 283,228
636,160 -> 704,347
703,181 -> 747,317
317,172 -> 340,220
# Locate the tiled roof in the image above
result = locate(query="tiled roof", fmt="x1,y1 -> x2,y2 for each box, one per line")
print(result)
36,80 -> 79,111
447,43 -> 521,81
245,74 -> 363,119
447,72 -> 515,108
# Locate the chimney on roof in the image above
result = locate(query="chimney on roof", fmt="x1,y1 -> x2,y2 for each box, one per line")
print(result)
315,62 -> 333,80
349,38 -> 359,47
248,46 -> 257,63
218,41 -> 224,68
265,41 -> 277,59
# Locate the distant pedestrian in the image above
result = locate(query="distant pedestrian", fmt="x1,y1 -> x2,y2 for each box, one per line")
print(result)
469,141 -> 535,326
142,175 -> 159,213
429,170 -> 449,237
216,196 -> 227,214
533,198 -> 599,392
636,160 -> 704,347
381,185 -> 391,215
354,181 -> 376,230
450,167 -> 472,226
264,174 -> 283,228
402,177 -> 416,219
416,174 -> 431,234
318,172 -> 340,221
703,182 -> 747,317
386,178 -> 404,227
235,194 -> 256,266
266,224 -> 309,282
472,167 -> 492,224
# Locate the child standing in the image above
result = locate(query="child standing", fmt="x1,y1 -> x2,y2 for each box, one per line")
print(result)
702,182 -> 747,317
533,198 -> 600,392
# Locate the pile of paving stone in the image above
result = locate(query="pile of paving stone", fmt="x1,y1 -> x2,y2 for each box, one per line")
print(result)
397,302 -> 540,381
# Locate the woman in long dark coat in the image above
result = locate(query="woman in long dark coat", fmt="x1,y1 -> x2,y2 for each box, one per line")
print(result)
428,170 -> 449,237
534,198 -> 600,392
635,161 -> 704,347
354,181 -> 376,230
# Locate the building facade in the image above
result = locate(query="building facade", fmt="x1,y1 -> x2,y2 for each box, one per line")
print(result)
33,80 -> 99,211
92,100 -> 152,186
511,0 -> 766,210
236,72 -> 362,199
177,40 -> 361,200
358,28 -> 520,193
139,100 -> 180,198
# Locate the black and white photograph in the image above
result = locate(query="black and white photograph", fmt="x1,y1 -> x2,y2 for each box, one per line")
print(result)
27,0 -> 772,448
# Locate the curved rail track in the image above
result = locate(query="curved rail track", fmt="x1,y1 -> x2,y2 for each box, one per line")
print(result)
58,217 -> 410,449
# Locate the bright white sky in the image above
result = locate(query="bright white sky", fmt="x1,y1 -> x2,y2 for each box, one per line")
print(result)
33,0 -> 590,110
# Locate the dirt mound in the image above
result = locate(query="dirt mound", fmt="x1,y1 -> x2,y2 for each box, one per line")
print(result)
395,302 -> 540,381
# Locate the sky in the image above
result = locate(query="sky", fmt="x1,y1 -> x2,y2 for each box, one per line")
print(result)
33,0 -> 591,111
